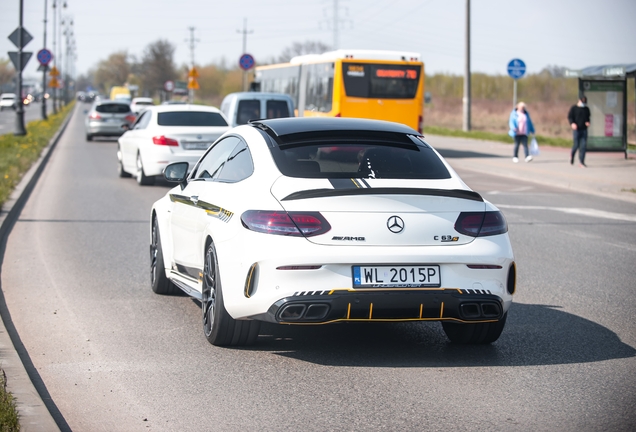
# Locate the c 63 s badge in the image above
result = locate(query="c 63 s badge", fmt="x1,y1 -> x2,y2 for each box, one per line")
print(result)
435,235 -> 459,242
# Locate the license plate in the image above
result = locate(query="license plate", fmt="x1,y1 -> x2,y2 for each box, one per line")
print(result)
183,142 -> 211,150
106,118 -> 121,123
352,265 -> 441,288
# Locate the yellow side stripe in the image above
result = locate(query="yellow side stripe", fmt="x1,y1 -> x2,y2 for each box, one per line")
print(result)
419,304 -> 423,319
440,302 -> 444,318
369,303 -> 373,319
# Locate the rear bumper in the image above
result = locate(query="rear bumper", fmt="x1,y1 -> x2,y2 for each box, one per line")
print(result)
251,288 -> 505,325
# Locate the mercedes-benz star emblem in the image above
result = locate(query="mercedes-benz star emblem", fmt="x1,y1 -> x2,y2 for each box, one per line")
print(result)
387,216 -> 405,233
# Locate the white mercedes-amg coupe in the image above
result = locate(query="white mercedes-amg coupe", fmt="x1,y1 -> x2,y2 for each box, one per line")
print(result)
150,117 -> 515,346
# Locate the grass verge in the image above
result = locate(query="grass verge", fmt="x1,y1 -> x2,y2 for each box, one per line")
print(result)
0,371 -> 19,431
0,102 -> 74,209
423,125 -> 573,148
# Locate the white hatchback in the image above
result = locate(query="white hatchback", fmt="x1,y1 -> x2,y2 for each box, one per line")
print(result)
117,104 -> 230,185
150,117 -> 516,346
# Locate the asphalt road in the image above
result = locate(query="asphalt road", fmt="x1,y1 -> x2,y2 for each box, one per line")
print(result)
0,100 -> 54,134
2,108 -> 635,431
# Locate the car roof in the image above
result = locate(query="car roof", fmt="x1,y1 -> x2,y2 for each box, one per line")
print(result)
131,97 -> 153,102
251,117 -> 420,141
1,93 -> 17,98
149,104 -> 223,114
224,92 -> 293,100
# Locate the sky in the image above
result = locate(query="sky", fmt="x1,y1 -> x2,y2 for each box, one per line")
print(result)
1,0 -> 635,82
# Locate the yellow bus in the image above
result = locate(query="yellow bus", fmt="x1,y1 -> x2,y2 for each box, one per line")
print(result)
253,50 -> 424,132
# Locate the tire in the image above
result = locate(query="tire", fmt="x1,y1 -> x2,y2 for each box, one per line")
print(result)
136,152 -> 154,185
442,313 -> 507,344
150,217 -> 179,295
117,146 -> 132,178
86,134 -> 93,141
202,241 -> 260,346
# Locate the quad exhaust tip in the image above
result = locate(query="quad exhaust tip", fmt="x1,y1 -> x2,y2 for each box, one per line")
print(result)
459,302 -> 501,320
279,303 -> 330,321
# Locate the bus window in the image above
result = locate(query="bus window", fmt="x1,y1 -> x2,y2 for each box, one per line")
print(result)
343,64 -> 421,99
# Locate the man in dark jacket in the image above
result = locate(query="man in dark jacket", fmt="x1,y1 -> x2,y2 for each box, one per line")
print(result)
568,95 -> 592,167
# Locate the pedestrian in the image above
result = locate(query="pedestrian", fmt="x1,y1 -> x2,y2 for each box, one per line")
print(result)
568,95 -> 591,167
508,102 -> 536,163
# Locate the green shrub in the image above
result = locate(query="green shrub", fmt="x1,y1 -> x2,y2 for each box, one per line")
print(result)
0,102 -> 74,209
0,371 -> 19,432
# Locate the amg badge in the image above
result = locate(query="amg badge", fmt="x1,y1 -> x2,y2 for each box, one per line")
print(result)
332,236 -> 366,241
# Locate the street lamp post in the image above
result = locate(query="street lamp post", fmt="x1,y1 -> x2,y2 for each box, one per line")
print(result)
41,0 -> 48,120
14,0 -> 27,136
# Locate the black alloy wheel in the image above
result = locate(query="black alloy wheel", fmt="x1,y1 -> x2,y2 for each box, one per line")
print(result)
202,241 -> 260,346
150,217 -> 178,295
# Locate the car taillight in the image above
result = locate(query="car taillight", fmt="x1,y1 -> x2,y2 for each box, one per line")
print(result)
152,135 -> 179,146
125,114 -> 136,122
335,113 -> 341,117
418,115 -> 423,133
241,211 -> 331,237
89,112 -> 101,120
455,211 -> 508,237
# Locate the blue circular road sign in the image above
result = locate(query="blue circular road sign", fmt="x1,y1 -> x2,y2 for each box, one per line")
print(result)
507,58 -> 526,79
239,53 -> 255,71
37,48 -> 53,66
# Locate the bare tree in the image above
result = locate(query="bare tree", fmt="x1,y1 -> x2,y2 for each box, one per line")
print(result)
93,51 -> 132,92
541,65 -> 568,78
0,58 -> 15,89
277,41 -> 331,63
140,40 -> 178,96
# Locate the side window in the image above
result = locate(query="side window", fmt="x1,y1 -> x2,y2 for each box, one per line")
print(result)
133,111 -> 151,130
194,137 -> 241,180
236,100 -> 260,125
217,139 -> 254,183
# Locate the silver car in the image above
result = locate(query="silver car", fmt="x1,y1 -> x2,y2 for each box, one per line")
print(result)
85,100 -> 136,141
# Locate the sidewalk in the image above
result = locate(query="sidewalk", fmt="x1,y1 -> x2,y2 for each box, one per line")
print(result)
426,135 -> 636,204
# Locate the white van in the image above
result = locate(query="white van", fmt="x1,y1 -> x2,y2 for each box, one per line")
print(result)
220,92 -> 294,127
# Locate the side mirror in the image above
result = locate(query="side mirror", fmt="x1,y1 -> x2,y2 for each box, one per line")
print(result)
163,162 -> 189,186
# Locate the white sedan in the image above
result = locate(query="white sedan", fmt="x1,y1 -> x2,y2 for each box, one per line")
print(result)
117,104 -> 230,185
151,117 -> 515,346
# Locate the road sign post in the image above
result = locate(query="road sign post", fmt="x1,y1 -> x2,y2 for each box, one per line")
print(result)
37,47 -> 52,120
507,58 -> 526,108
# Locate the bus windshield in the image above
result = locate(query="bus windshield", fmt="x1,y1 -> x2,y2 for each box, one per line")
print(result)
342,63 -> 421,99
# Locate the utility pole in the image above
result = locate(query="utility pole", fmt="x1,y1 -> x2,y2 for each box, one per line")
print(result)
333,0 -> 339,49
186,26 -> 199,103
462,0 -> 471,131
237,18 -> 253,91
14,0 -> 27,136
41,0 -> 48,120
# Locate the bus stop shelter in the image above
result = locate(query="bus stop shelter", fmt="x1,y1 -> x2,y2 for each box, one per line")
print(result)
569,63 -> 636,158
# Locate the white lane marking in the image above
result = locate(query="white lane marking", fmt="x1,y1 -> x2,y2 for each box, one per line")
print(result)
496,204 -> 636,222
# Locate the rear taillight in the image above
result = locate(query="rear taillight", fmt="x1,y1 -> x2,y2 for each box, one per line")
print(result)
89,112 -> 101,120
418,115 -> 423,133
125,114 -> 136,122
241,211 -> 331,237
335,113 -> 341,117
152,135 -> 179,146
455,211 -> 507,237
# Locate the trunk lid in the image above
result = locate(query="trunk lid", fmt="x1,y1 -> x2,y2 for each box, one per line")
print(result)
271,177 -> 485,246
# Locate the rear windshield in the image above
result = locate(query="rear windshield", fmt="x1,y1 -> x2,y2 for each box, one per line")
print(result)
158,111 -> 228,126
269,137 -> 450,180
135,101 -> 153,106
342,63 -> 421,99
95,104 -> 130,113
266,100 -> 290,119
236,100 -> 260,125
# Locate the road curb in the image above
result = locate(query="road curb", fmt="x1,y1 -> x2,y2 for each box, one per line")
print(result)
0,105 -> 77,432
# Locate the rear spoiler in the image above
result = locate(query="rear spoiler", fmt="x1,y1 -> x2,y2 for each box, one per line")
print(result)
282,188 -> 483,202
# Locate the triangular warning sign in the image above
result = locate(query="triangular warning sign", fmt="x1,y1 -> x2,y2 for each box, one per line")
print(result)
187,77 -> 199,90
49,66 -> 60,77
188,67 -> 199,78
49,77 -> 59,88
